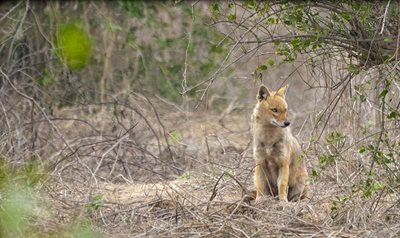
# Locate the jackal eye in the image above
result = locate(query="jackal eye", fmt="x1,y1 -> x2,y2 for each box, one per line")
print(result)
271,108 -> 278,113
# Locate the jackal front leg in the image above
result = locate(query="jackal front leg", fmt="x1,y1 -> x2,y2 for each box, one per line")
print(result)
254,159 -> 268,202
277,160 -> 289,202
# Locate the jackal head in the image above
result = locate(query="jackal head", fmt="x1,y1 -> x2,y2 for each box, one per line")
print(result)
255,84 -> 290,128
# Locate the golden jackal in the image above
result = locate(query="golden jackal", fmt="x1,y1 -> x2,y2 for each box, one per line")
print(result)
252,84 -> 308,202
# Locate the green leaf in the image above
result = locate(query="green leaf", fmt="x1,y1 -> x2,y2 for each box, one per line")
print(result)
227,13 -> 236,21
379,89 -> 388,98
85,195 -> 104,211
290,37 -> 302,50
346,64 -> 360,74
387,111 -> 398,119
225,169 -> 235,177
363,181 -> 385,198
168,130 -> 182,145
326,131 -> 346,144
367,144 -> 375,151
384,38 -> 393,43
257,64 -> 268,71
266,17 -> 279,25
311,168 -> 318,177
266,59 -> 275,66
210,3 -> 219,17
245,0 -> 255,9
339,12 -> 351,21
210,44 -> 223,54
319,153 -> 336,166
179,171 -> 191,180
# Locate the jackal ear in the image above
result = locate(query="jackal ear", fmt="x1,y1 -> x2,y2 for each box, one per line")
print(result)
276,84 -> 289,98
257,85 -> 270,101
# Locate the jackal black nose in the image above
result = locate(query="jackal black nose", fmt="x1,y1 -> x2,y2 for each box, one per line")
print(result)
283,121 -> 290,127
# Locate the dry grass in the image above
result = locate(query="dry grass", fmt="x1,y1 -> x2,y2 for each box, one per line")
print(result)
21,91 -> 395,237
1,1 -> 400,237
1,61 -> 400,237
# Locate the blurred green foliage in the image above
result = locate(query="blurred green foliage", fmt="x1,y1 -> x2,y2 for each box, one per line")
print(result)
67,219 -> 99,238
0,185 -> 36,237
33,1 -> 230,107
56,23 -> 92,71
0,157 -> 99,238
0,157 -> 43,237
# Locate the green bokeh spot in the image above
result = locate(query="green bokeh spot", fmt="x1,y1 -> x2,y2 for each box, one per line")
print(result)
56,23 -> 92,70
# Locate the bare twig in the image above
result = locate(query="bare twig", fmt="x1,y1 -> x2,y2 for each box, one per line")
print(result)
379,0 -> 391,35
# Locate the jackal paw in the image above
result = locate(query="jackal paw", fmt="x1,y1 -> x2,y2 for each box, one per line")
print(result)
278,196 -> 288,203
275,200 -> 295,210
254,196 -> 268,205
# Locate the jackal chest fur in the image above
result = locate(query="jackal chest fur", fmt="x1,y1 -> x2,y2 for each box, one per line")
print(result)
252,117 -> 291,164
